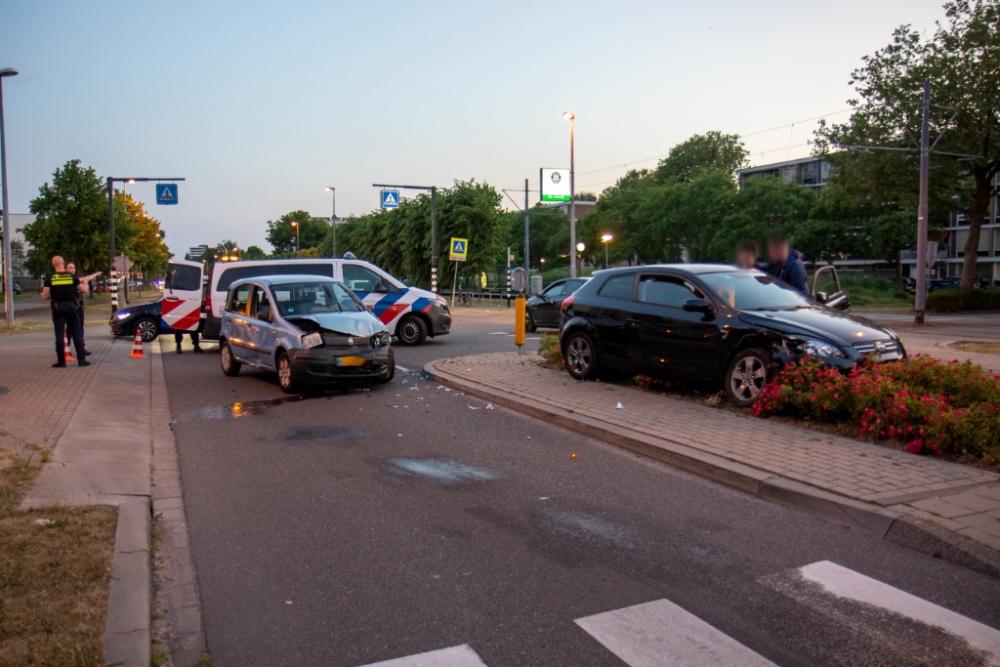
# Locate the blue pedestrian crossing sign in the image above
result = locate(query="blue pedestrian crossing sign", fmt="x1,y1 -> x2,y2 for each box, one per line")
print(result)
449,237 -> 468,262
381,190 -> 400,209
156,183 -> 178,205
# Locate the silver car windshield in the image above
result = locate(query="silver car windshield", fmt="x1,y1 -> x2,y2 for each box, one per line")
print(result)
271,282 -> 364,316
699,271 -> 814,311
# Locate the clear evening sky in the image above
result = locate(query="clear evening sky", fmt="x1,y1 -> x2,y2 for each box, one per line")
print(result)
1,1 -> 946,256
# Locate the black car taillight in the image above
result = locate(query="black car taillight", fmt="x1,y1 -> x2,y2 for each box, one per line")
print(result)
561,294 -> 575,313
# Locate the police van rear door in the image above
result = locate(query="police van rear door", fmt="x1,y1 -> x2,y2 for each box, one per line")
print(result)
163,260 -> 204,332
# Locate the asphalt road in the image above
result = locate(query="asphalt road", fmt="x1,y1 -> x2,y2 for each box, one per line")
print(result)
163,309 -> 1000,667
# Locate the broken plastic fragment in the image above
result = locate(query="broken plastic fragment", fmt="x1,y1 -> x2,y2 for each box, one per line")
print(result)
616,402 -> 623,409
486,403 -> 494,410
34,518 -> 54,526
468,405 -> 480,410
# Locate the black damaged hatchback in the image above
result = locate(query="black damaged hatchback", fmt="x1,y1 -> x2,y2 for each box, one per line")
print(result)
558,265 -> 906,407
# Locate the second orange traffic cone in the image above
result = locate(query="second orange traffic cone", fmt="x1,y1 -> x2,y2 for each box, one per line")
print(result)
129,330 -> 146,359
63,333 -> 75,362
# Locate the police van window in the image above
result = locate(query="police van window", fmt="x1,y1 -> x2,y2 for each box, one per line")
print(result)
167,264 -> 201,292
216,263 -> 334,293
250,286 -> 272,321
598,274 -> 635,300
227,284 -> 252,314
638,275 -> 702,308
343,264 -> 399,293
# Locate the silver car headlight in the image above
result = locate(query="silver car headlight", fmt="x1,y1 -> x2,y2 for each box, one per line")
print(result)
301,332 -> 323,349
803,340 -> 846,359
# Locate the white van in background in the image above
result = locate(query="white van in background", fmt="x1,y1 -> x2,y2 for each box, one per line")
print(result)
166,257 -> 451,346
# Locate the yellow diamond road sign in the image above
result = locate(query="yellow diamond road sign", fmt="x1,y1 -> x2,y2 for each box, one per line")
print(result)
449,237 -> 468,262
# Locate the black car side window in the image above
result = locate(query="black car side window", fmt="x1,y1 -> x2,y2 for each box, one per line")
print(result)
542,282 -> 566,298
598,275 -> 635,300
638,276 -> 699,308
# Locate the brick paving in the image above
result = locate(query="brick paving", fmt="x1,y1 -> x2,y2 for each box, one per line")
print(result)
429,352 -> 1000,553
0,329 -> 115,450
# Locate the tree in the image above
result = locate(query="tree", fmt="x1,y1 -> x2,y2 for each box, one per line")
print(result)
816,0 -> 1000,286
243,245 -> 267,260
653,131 -> 749,184
710,176 -> 818,260
117,193 -> 169,278
23,160 -> 110,275
266,211 -> 329,254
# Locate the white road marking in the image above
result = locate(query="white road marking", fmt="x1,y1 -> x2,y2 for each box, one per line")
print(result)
798,560 -> 1000,664
488,331 -> 509,335
356,644 -> 488,667
575,598 -> 777,667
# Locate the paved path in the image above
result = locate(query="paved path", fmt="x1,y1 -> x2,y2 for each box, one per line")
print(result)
0,330 -> 115,450
427,353 -> 1000,559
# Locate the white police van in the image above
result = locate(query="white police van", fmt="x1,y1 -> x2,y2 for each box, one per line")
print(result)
169,257 -> 451,346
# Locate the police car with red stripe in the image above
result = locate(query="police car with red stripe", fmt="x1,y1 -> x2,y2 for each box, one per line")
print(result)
195,256 -> 451,346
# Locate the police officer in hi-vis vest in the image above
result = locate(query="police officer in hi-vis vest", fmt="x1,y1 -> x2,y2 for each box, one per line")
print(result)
41,255 -> 91,368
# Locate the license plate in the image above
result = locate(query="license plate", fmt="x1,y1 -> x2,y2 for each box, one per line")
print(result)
335,356 -> 366,367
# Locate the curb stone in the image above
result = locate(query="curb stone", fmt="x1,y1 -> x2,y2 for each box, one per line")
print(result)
425,358 -> 1000,580
103,498 -> 151,667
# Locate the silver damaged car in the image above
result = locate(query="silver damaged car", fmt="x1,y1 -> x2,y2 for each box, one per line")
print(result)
219,275 -> 394,392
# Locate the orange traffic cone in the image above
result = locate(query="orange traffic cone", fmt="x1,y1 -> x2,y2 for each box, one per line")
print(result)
63,333 -> 75,362
129,330 -> 146,359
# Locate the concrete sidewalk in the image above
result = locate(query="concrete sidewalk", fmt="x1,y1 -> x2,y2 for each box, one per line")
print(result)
1,332 -> 205,667
426,353 -> 1000,576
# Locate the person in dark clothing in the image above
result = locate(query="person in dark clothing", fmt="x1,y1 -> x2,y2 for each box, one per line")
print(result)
174,330 -> 204,354
65,262 -> 99,355
764,234 -> 808,295
42,256 -> 89,368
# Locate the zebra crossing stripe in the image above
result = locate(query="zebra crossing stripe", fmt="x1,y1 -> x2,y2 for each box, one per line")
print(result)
355,644 -> 488,667
575,598 -> 777,667
797,561 -> 1000,664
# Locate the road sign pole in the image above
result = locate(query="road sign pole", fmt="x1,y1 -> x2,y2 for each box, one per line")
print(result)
524,178 -> 529,275
108,178 -> 117,313
451,261 -> 459,307
431,186 -> 438,294
568,116 -> 576,279
915,80 -> 931,326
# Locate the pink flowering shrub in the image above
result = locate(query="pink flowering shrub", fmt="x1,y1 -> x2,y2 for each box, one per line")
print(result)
752,355 -> 1000,458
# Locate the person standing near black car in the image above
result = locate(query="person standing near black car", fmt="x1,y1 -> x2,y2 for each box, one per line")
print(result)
41,255 -> 89,368
65,261 -> 99,355
764,233 -> 808,296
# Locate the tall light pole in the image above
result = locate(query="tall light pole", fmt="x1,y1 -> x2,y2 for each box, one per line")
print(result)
290,220 -> 300,253
601,233 -> 613,268
1,67 -> 18,326
325,187 -> 337,258
576,242 -> 585,277
915,81 -> 931,325
564,111 -> 576,278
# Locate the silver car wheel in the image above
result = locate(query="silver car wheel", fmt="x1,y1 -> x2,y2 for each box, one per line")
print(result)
278,356 -> 292,388
729,355 -> 766,401
566,336 -> 592,376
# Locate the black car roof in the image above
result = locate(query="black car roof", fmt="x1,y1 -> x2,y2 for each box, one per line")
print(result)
592,263 -> 740,276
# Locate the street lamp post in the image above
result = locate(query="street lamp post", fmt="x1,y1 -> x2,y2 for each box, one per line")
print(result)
576,242 -> 585,276
325,186 -> 337,258
1,67 -> 18,326
601,233 -> 613,268
290,221 -> 300,253
564,112 -> 576,278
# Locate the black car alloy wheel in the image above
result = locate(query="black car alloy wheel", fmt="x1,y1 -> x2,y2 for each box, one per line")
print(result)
725,348 -> 770,407
564,331 -> 598,380
134,317 -> 159,342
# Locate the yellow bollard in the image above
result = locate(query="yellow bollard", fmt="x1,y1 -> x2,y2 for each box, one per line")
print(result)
515,296 -> 526,352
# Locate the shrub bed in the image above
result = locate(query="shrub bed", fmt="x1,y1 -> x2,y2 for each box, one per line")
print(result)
538,332 -> 563,367
752,356 -> 1000,460
926,287 -> 1000,313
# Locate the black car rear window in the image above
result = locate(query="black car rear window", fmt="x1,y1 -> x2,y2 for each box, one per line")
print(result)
598,275 -> 635,300
216,264 -> 334,293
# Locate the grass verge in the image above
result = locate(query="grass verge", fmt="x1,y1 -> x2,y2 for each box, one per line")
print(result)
0,446 -> 118,667
951,340 -> 1000,355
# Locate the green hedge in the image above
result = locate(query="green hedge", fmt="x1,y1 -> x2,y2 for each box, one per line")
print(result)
926,287 -> 1000,313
